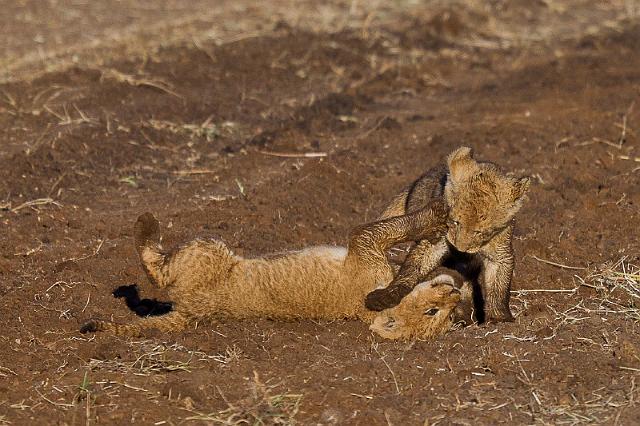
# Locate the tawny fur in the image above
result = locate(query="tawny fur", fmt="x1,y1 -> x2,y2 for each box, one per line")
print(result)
366,146 -> 530,323
371,266 -> 476,339
81,201 -> 464,340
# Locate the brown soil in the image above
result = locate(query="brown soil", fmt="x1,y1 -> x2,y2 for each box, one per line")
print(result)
1,1 -> 639,424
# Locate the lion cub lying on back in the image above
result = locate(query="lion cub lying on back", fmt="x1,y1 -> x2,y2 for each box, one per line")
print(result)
367,147 -> 530,323
81,201 -> 464,340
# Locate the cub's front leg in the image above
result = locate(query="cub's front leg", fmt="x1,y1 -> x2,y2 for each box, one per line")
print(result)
479,227 -> 515,322
365,238 -> 449,311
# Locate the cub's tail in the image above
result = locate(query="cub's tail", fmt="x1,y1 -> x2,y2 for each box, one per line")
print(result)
134,212 -> 168,288
79,312 -> 187,337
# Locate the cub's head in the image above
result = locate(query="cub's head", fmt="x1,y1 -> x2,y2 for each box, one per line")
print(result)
370,271 -> 462,340
443,147 -> 530,253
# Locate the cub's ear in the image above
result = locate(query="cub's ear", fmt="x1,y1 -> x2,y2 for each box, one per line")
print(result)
447,146 -> 477,183
511,176 -> 531,204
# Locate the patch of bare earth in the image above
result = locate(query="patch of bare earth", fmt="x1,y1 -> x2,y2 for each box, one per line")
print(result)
1,1 -> 639,424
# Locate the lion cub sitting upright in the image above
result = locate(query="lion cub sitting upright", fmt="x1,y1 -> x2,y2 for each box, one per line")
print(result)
366,147 -> 530,323
81,200 -> 465,340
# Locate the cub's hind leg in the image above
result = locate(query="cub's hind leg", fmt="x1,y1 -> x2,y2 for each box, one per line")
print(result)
80,311 -> 189,337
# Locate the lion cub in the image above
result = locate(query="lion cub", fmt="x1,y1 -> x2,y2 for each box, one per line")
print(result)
366,147 -> 530,323
372,266 -> 475,338
81,201 -> 464,340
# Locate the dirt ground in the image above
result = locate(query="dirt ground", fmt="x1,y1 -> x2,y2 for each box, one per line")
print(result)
1,1 -> 640,424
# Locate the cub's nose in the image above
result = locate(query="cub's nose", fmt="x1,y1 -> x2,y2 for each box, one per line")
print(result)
451,240 -> 469,252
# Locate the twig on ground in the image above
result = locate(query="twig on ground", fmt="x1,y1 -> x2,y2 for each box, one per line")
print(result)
617,101 -> 635,145
529,255 -> 586,270
350,393 -> 374,400
101,69 -> 183,99
171,169 -> 219,176
64,239 -> 104,262
35,387 -> 74,408
617,155 -> 640,162
11,198 -> 62,213
373,345 -> 401,394
257,150 -> 327,158
577,137 -> 623,149
511,288 -> 577,293
0,366 -> 18,377
356,116 -> 389,140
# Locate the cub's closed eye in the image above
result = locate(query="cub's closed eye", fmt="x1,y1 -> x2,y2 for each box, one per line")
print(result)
424,308 -> 439,316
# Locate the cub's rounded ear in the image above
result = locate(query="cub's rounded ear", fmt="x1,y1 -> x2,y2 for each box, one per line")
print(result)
511,176 -> 531,203
447,146 -> 473,164
447,146 -> 476,184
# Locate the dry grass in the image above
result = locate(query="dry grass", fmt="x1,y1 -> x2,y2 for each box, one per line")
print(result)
185,371 -> 302,425
478,257 -> 640,424
9,197 -> 62,213
87,340 -> 243,375
510,379 -> 638,425
144,118 -> 227,142
579,256 -> 640,322
509,257 -> 640,344
43,103 -> 99,127
3,0 -> 634,88
100,68 -> 183,99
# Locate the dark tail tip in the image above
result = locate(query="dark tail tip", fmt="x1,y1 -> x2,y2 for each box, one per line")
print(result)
80,319 -> 98,334
134,212 -> 160,250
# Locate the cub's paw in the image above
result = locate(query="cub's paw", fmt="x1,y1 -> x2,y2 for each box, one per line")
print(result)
422,199 -> 449,240
365,285 -> 412,311
426,199 -> 448,220
484,310 -> 515,324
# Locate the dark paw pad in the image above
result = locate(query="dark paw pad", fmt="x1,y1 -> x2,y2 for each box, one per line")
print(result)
135,300 -> 173,317
113,284 -> 138,299
365,286 -> 412,311
485,312 -> 515,324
